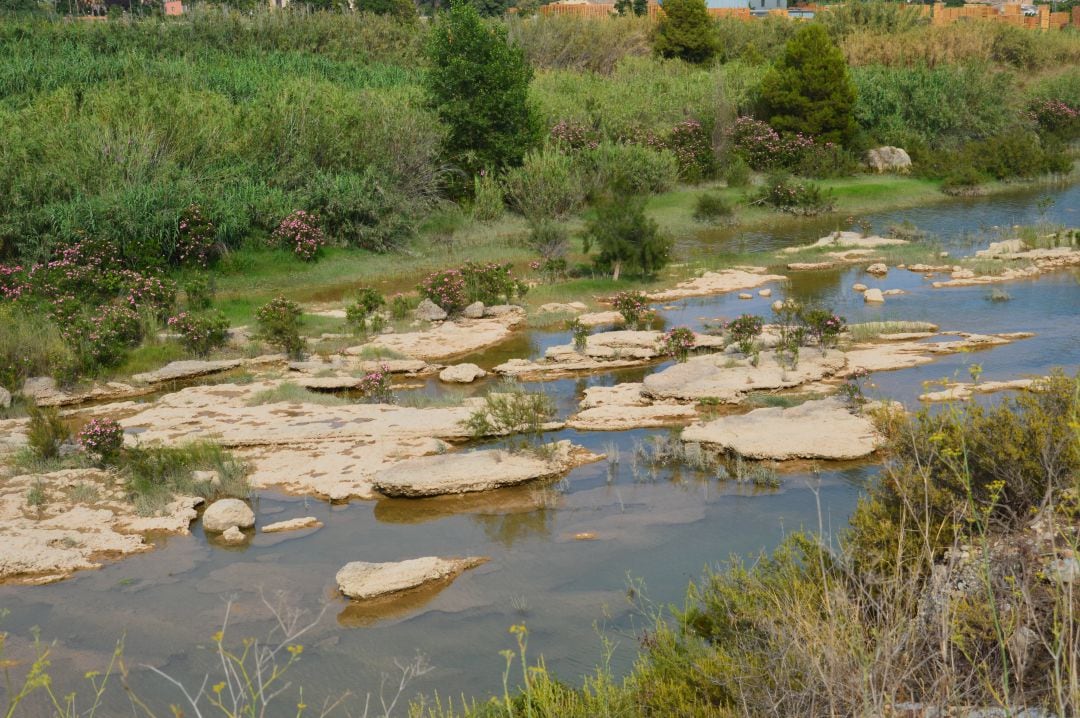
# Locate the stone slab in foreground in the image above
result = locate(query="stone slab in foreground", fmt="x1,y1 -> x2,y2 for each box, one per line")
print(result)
336,556 -> 487,601
682,397 -> 884,461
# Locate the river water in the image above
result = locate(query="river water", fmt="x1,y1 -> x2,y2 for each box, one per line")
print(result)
1,182 -> 1078,713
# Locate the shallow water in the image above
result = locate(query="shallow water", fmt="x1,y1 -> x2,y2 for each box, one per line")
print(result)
2,184 -> 1079,713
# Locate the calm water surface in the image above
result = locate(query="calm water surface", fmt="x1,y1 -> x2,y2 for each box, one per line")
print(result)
1,183 -> 1078,712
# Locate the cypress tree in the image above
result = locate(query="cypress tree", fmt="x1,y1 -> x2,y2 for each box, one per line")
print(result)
653,0 -> 719,65
758,23 -> 857,146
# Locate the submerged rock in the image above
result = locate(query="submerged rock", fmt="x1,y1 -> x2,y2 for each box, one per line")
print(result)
336,556 -> 487,601
262,516 -> 323,533
221,526 -> 246,544
372,440 -> 600,498
863,288 -> 885,303
682,397 -> 884,461
202,499 -> 255,533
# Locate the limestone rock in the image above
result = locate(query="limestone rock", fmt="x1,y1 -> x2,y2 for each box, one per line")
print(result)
372,441 -> 599,497
132,360 -> 242,385
865,146 -> 912,174
782,231 -> 908,254
883,289 -> 906,296
577,310 -> 625,328
0,386 -> 10,409
975,239 -> 1027,257
221,526 -> 246,544
568,383 -> 697,431
738,293 -> 752,300
758,288 -> 772,297
262,516 -> 323,533
360,309 -> 525,361
461,301 -> 485,319
647,268 -> 785,302
336,556 -> 487,601
537,302 -> 587,314
853,283 -> 868,292
863,288 -> 885,303
415,299 -> 448,322
202,499 -> 255,533
643,350 -> 846,403
21,376 -> 58,402
439,363 -> 487,384
682,397 -> 883,460
866,263 -> 888,276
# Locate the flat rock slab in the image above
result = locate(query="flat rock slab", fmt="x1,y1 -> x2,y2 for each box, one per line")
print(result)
133,360 -> 243,384
354,310 -> 525,361
336,556 -> 487,601
682,397 -> 883,461
439,363 -> 486,383
495,356 -> 648,380
372,440 -> 600,498
567,383 -> 698,431
782,231 -> 908,254
647,268 -> 785,302
643,350 -> 847,403
262,516 -> 323,533
843,333 -> 1033,375
577,310 -> 625,328
932,247 -> 1080,288
291,359 -> 433,376
919,377 -> 1043,402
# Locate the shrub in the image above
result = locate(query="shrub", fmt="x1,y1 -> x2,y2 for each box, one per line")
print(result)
963,131 -> 1072,181
525,220 -> 570,263
183,275 -> 214,312
419,269 -> 467,313
693,193 -> 733,223
462,262 -> 526,305
471,171 -> 505,222
255,296 -> 304,359
752,173 -> 836,216
772,298 -> 806,369
345,288 -> 386,333
1030,98 -> 1080,141
505,14 -> 651,75
726,116 -> 829,172
653,0 -> 719,64
610,290 -> 653,327
389,293 -> 413,320
356,367 -> 394,404
723,156 -> 752,187
549,120 -> 601,151
464,384 -> 556,449
502,148 -> 583,220
425,2 -> 540,180
941,165 -> 986,196
659,327 -> 696,362
272,210 -> 325,262
75,304 -> 144,369
666,119 -> 717,182
799,306 -> 845,355
576,142 -> 680,197
0,306 -> 71,391
174,204 -> 218,268
27,405 -> 68,460
301,171 -> 415,253
583,196 -> 672,280
567,318 -> 588,351
726,313 -> 763,356
168,310 -> 230,358
78,417 -> 124,462
759,24 -> 857,146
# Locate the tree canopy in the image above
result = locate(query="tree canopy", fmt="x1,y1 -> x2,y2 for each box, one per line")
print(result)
652,0 -> 718,65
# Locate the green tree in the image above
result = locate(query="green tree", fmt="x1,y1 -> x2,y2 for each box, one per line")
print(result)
652,0 -> 718,65
758,23 -> 857,146
425,1 -> 540,182
615,0 -> 647,16
582,196 -> 672,280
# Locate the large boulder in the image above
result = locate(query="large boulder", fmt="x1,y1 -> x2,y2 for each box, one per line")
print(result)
461,302 -> 485,319
0,386 -> 10,409
439,363 -> 486,384
415,299 -> 448,322
863,288 -> 885,303
865,146 -> 912,174
336,556 -> 487,600
202,499 -> 255,533
682,397 -> 884,461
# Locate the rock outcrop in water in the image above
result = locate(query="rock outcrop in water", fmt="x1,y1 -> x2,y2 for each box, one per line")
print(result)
354,307 -> 525,361
646,268 -> 786,302
336,556 -> 487,600
682,397 -> 884,461
202,498 -> 255,533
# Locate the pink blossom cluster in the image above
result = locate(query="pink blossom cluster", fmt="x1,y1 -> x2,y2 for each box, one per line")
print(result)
611,290 -> 653,327
659,326 -> 696,362
175,204 -> 217,267
272,210 -> 325,262
727,117 -> 832,171
78,417 -> 125,458
550,120 -> 601,151
1030,99 -> 1079,136
419,268 -> 467,312
357,365 -> 394,404
666,119 -> 715,179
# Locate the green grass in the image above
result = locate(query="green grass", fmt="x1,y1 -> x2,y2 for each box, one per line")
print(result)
348,345 -> 407,361
246,381 -> 350,406
847,320 -> 939,342
121,441 -> 250,516
109,341 -> 190,379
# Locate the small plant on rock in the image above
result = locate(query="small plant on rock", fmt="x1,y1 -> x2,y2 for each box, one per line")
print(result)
418,269 -> 467,314
611,290 -> 653,328
659,327 -> 696,363
465,384 -> 556,450
27,405 -> 69,460
255,297 -> 305,360
78,417 -> 124,462
568,318 -> 589,351
839,368 -> 870,412
389,293 -> 413,320
168,310 -> 230,358
345,288 -> 386,335
773,299 -> 806,369
800,307 -> 846,355
356,366 -> 394,404
726,314 -> 763,357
